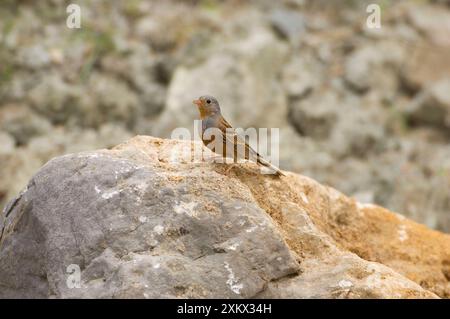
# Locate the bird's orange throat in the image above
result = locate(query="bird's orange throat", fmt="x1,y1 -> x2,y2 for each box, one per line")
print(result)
198,104 -> 212,119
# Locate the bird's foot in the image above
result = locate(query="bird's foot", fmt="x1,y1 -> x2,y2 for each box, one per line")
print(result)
205,155 -> 236,164
204,155 -> 225,163
223,164 -> 236,175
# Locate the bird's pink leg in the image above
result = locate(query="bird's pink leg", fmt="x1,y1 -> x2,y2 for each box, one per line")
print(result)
204,155 -> 225,163
224,164 -> 235,175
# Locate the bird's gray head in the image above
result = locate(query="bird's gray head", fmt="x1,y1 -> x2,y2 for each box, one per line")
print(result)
193,95 -> 221,118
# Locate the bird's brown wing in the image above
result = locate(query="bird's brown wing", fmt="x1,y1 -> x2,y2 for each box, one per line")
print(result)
217,116 -> 259,162
219,116 -> 285,176
218,116 -> 233,130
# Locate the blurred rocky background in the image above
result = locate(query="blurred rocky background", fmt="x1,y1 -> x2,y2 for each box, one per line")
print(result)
0,0 -> 449,232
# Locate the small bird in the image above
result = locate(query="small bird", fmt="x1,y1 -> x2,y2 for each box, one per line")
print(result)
193,95 -> 285,176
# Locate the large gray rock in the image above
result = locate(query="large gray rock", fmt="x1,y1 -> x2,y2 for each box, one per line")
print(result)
406,78 -> 450,130
269,8 -> 306,45
0,132 -> 15,156
407,4 -> 450,46
289,92 -> 338,139
0,137 -> 298,298
289,91 -> 386,157
344,41 -> 404,96
28,72 -> 139,129
281,53 -> 323,99
0,104 -> 52,145
99,47 -> 168,116
400,43 -> 450,92
0,136 -> 446,298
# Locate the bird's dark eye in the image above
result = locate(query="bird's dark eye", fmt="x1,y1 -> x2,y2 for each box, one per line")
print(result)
206,99 -> 211,104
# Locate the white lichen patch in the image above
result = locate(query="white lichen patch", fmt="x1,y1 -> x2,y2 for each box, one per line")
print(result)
258,218 -> 269,227
153,225 -> 164,235
398,224 -> 409,242
328,188 -> 342,201
224,262 -> 243,295
227,242 -> 240,251
132,181 -> 148,192
173,201 -> 198,217
94,185 -> 122,199
77,153 -> 103,159
138,216 -> 148,223
356,202 -> 377,210
102,189 -> 121,199
299,192 -> 309,204
338,279 -> 354,289
356,202 -> 377,216
245,225 -> 258,233
113,164 -> 142,180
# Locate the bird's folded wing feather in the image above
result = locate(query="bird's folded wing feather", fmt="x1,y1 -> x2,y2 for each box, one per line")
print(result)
218,116 -> 284,175
219,117 -> 259,162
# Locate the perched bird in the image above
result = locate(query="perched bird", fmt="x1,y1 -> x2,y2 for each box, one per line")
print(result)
193,95 -> 285,176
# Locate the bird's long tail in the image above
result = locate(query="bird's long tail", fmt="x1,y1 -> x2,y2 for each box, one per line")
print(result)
257,156 -> 285,177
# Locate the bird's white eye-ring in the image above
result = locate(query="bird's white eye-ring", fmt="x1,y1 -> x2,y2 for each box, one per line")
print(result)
206,99 -> 211,104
